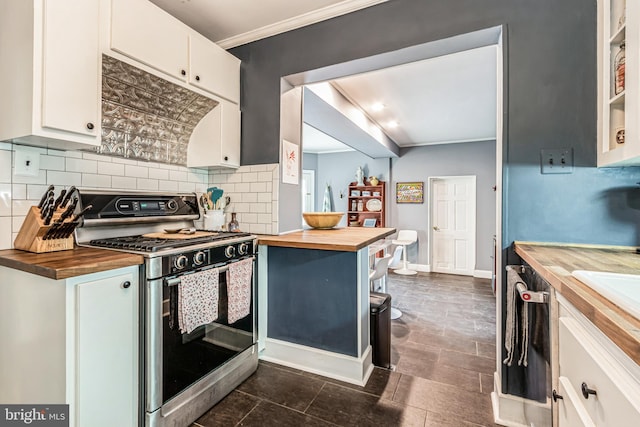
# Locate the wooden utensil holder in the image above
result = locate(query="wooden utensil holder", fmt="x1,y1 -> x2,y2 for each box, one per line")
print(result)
14,206 -> 74,253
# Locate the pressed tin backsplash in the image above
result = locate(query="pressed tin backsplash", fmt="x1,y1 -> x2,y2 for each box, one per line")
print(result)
98,55 -> 217,165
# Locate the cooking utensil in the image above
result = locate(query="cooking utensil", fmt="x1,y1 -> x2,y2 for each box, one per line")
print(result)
60,186 -> 76,209
207,187 -> 224,207
53,189 -> 66,211
38,185 -> 55,209
164,227 -> 196,235
58,197 -> 78,223
43,205 -> 55,225
41,195 -> 54,219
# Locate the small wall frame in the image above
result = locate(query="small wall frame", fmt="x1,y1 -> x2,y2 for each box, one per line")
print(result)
396,182 -> 424,203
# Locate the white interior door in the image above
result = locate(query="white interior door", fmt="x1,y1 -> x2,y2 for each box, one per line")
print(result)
430,176 -> 476,276
302,170 -> 315,213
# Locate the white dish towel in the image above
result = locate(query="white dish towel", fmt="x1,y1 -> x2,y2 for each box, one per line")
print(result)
227,258 -> 253,324
178,268 -> 220,334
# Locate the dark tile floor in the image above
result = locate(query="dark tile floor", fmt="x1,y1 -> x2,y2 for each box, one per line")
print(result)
193,272 -> 499,427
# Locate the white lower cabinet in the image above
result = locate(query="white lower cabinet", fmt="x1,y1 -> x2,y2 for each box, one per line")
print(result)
556,296 -> 640,427
0,265 -> 139,427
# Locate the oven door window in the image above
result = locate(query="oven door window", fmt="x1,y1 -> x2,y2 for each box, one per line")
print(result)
162,267 -> 254,403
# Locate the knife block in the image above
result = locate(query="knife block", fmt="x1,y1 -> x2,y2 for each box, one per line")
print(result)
14,206 -> 74,253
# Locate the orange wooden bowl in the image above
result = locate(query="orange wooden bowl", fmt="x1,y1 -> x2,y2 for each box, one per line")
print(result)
302,212 -> 345,229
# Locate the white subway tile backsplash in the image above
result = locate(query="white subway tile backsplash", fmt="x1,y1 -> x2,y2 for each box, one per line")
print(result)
148,168 -> 169,180
1,146 -> 281,244
178,181 -> 196,192
250,182 -> 267,192
112,176 -> 137,189
82,173 -> 112,188
62,150 -> 82,159
125,165 -> 149,178
0,217 -> 11,250
12,200 -> 33,216
112,157 -> 139,165
98,162 -> 125,176
159,180 -> 179,191
0,184 -> 12,216
12,169 -> 47,185
0,150 -> 13,183
258,172 -> 272,182
13,184 -> 27,201
242,193 -> 258,203
47,171 -> 81,186
170,170 -> 188,181
66,158 -> 98,174
242,172 -> 258,182
137,178 -> 159,191
40,155 -> 65,171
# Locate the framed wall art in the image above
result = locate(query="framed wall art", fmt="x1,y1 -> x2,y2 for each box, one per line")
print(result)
396,182 -> 424,204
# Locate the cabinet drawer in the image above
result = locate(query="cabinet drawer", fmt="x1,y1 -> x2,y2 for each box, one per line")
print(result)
557,376 -> 595,427
559,317 -> 640,426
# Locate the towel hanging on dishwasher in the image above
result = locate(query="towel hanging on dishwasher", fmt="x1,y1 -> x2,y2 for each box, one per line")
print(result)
503,267 -> 529,367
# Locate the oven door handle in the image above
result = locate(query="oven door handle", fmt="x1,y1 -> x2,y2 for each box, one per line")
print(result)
164,255 -> 255,287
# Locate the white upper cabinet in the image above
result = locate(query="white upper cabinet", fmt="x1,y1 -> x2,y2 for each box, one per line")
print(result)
598,0 -> 640,165
109,0 -> 241,104
190,32 -> 241,104
110,0 -> 189,81
0,0 -> 101,148
188,99 -> 241,168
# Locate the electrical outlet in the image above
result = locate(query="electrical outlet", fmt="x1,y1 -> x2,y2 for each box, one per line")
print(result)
14,149 -> 41,177
540,148 -> 573,174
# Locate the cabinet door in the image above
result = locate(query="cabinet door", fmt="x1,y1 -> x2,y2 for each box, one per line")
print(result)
41,0 -> 100,138
110,0 -> 188,81
189,32 -> 241,103
220,99 -> 241,167
559,316 -> 640,426
76,271 -> 138,427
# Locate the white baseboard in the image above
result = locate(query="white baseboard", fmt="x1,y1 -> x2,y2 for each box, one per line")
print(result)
491,373 -> 551,427
474,269 -> 493,279
260,338 -> 373,386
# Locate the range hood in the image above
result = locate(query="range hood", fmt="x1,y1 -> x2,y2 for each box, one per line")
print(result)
99,55 -> 218,166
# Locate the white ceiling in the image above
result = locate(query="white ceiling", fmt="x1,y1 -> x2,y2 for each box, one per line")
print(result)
149,0 -> 498,156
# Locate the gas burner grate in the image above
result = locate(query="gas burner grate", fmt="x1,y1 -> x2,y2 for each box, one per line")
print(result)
89,232 -> 251,252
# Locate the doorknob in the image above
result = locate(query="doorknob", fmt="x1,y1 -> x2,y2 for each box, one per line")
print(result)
433,226 -> 440,231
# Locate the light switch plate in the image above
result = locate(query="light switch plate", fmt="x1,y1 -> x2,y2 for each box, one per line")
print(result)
540,148 -> 573,174
14,149 -> 41,177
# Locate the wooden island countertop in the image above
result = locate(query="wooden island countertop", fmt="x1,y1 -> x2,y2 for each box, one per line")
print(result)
514,241 -> 640,365
0,247 -> 144,280
257,227 -> 396,252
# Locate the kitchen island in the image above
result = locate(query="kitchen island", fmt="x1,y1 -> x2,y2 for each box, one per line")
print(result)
257,227 -> 395,385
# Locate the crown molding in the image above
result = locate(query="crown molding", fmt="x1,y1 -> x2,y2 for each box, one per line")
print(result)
216,0 -> 389,49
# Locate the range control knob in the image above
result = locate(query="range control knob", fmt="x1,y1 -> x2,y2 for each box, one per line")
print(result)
194,251 -> 206,265
238,242 -> 250,255
166,199 -> 178,211
224,245 -> 236,258
174,255 -> 188,270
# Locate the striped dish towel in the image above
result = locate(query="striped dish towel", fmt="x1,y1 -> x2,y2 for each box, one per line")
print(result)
178,268 -> 219,334
227,258 -> 253,324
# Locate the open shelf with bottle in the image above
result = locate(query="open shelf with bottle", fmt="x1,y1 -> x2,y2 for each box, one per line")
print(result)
347,180 -> 385,227
598,0 -> 640,165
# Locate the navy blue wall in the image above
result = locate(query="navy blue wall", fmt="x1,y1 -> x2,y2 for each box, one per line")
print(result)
232,0 -> 640,247
267,247 -> 358,356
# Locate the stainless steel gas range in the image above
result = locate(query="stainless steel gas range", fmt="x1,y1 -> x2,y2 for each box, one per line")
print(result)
74,189 -> 258,427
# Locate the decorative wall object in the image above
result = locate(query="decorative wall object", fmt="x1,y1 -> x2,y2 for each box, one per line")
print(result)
282,140 -> 299,184
99,55 -> 217,165
396,182 -> 424,203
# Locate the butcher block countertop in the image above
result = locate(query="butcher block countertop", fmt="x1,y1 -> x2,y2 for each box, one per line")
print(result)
515,241 -> 640,365
0,247 -> 144,280
257,227 -> 396,252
